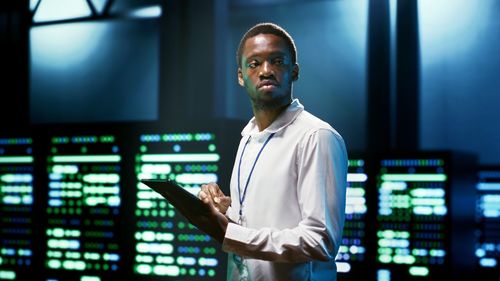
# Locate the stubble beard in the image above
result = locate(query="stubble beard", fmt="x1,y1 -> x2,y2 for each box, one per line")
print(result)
250,91 -> 291,111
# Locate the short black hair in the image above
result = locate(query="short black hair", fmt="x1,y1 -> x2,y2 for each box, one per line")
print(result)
236,22 -> 297,68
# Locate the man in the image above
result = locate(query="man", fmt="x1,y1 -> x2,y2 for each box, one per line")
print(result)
194,22 -> 348,281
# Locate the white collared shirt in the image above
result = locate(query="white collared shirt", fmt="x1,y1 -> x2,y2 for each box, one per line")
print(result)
222,99 -> 348,281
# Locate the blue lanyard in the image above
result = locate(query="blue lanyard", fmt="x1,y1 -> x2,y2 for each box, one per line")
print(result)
237,132 -> 275,219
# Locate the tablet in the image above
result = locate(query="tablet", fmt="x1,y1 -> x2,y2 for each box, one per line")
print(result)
140,179 -> 211,217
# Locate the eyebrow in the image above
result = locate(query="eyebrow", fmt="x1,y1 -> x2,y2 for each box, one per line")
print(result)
245,51 -> 289,61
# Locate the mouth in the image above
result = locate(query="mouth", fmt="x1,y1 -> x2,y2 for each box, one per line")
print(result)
258,80 -> 279,90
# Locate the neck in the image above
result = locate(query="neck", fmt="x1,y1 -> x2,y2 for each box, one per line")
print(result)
252,99 -> 291,131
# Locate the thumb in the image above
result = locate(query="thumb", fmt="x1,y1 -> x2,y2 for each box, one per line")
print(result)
202,195 -> 219,213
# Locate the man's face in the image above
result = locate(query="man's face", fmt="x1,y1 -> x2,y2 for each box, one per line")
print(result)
238,33 -> 299,109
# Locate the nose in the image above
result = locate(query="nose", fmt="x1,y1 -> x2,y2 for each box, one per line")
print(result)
259,61 -> 273,78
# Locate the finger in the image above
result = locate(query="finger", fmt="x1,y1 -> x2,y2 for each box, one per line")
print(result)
220,196 -> 231,206
216,186 -> 225,197
208,184 -> 217,197
202,195 -> 219,214
198,190 -> 208,199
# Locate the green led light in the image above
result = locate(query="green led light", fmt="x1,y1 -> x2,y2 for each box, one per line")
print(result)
175,173 -> 217,185
136,255 -> 153,263
81,275 -> 101,281
429,249 -> 446,257
0,270 -> 15,280
0,138 -> 32,145
99,136 -> 115,143
136,243 -> 173,254
409,266 -> 429,276
381,174 -> 447,182
153,265 -> 180,276
378,254 -> 392,263
0,156 -> 34,163
47,259 -> 61,269
410,188 -> 445,197
378,248 -> 393,255
51,155 -> 121,163
411,198 -> 445,206
140,153 -> 220,163
52,164 -> 79,174
82,174 -> 120,183
348,159 -> 364,167
346,187 -> 365,197
51,137 -> 69,144
208,144 -> 216,152
71,136 -> 98,144
67,252 -> 82,259
189,268 -> 196,276
141,164 -> 172,174
158,256 -> 175,264
393,255 -> 415,264
1,185 -> 32,193
203,247 -> 216,255
83,186 -> 119,195
47,251 -> 63,258
378,230 -> 410,239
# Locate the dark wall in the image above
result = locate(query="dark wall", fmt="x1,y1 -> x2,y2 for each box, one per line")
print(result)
0,0 -> 29,127
418,0 -> 500,165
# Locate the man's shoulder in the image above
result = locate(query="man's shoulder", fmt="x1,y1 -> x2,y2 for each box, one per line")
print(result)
293,110 -> 335,132
289,110 -> 344,144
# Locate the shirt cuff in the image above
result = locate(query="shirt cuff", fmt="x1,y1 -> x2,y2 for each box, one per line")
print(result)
225,206 -> 239,223
222,222 -> 251,253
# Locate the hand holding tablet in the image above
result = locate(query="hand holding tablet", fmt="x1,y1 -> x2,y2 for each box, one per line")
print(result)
140,179 -> 228,243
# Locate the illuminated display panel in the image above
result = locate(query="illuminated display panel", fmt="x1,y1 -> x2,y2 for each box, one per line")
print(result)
376,158 -> 449,280
475,167 -> 500,279
44,135 -> 122,281
134,133 -> 224,280
336,158 -> 368,277
0,138 -> 34,281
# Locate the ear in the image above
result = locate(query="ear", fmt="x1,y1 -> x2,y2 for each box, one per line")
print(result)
292,63 -> 299,81
238,68 -> 244,87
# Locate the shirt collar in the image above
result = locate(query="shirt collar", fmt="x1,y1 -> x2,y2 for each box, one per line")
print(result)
241,98 -> 304,137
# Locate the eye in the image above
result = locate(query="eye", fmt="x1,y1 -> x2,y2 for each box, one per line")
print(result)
247,60 -> 259,69
273,58 -> 285,65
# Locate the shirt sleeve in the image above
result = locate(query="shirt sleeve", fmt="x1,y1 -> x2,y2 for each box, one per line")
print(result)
222,129 -> 348,262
